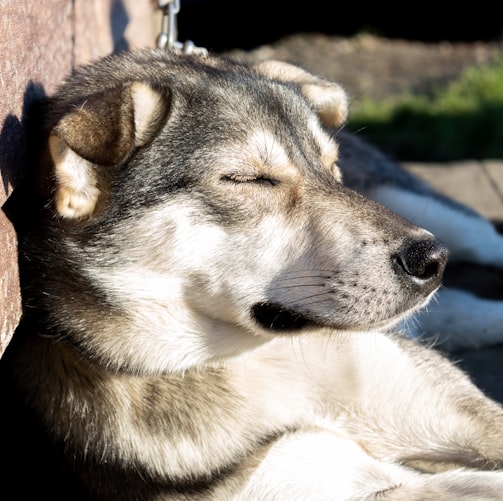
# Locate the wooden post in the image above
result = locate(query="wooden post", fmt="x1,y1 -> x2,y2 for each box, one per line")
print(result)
0,0 -> 156,356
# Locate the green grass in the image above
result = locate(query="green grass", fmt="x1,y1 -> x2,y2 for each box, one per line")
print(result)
346,59 -> 503,161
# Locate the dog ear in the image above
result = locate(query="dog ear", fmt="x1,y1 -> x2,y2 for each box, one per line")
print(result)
48,82 -> 169,219
254,60 -> 348,128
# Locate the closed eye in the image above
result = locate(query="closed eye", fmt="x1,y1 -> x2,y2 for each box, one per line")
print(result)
222,173 -> 278,186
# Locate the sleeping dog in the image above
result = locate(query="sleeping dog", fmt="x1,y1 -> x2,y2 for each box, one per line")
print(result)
2,50 -> 503,500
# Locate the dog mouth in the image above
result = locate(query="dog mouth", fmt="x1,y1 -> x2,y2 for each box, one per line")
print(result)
251,302 -> 315,332
250,301 -> 396,334
251,291 -> 437,333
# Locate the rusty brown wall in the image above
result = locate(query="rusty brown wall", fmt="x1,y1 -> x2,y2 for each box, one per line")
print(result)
0,0 -> 156,356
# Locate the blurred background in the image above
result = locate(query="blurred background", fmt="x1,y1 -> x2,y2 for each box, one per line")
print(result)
177,1 -> 503,163
176,0 -> 503,51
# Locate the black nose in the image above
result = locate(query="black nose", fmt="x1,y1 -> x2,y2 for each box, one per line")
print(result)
393,238 -> 449,287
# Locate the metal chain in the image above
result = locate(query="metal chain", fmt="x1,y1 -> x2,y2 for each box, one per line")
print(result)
156,0 -> 207,56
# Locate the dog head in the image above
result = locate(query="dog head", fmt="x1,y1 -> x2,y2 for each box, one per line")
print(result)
22,50 -> 447,373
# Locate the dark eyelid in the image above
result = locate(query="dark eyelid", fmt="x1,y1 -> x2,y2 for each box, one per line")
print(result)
222,174 -> 278,186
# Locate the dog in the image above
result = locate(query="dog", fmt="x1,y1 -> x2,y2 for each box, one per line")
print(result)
2,49 -> 503,500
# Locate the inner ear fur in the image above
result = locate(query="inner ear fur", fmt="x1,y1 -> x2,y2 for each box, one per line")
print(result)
254,60 -> 348,128
48,82 -> 169,219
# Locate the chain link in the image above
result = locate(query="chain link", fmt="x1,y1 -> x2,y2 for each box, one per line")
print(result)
156,0 -> 207,56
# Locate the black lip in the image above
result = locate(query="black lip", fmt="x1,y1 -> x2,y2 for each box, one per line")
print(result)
251,302 -> 313,332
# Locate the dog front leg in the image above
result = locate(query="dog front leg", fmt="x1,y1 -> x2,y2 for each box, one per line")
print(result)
210,427 -> 503,500
311,331 -> 503,471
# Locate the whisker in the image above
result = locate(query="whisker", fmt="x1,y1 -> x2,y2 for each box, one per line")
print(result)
267,283 -> 328,292
272,273 -> 334,283
289,296 -> 334,308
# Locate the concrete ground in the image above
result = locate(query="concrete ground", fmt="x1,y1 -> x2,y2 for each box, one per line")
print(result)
404,160 -> 503,404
